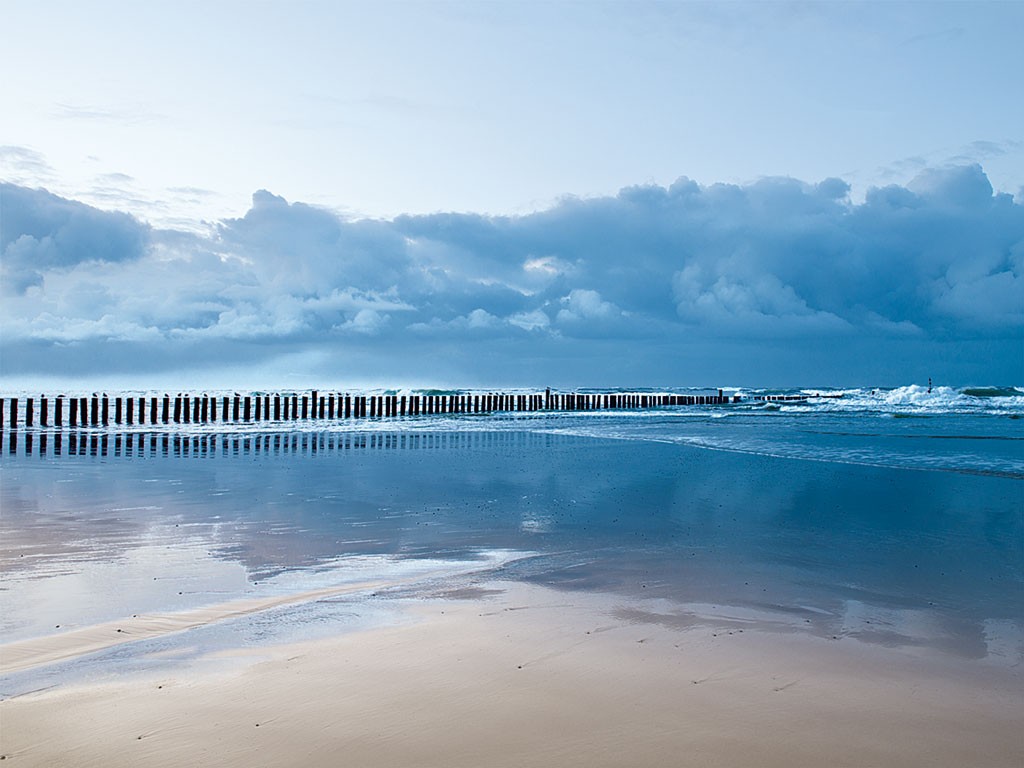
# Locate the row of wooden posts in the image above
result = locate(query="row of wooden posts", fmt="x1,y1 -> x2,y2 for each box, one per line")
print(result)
0,389 -> 779,430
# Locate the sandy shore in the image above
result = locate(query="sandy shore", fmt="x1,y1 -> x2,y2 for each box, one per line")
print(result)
2,580 -> 1020,768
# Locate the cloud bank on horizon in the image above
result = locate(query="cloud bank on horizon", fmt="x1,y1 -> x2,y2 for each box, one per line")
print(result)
1,164 -> 1021,388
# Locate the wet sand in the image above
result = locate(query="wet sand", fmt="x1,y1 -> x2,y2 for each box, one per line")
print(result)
1,580 -> 1020,768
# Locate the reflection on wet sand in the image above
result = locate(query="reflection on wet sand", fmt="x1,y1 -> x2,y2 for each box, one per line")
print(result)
1,429 -> 556,459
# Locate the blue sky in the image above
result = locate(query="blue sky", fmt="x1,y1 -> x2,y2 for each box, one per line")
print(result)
1,1 -> 1021,388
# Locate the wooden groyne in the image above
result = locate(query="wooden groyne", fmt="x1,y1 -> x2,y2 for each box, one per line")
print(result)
0,388 -> 791,432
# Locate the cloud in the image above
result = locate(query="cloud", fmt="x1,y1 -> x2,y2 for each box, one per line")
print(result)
1,182 -> 150,293
1,164 -> 1021,385
52,102 -> 165,126
0,146 -> 56,186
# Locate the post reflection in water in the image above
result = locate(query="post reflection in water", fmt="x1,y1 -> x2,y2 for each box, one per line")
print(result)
0,428 -> 551,459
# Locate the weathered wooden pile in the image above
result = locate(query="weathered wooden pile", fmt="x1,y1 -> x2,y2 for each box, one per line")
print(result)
0,388 -> 780,430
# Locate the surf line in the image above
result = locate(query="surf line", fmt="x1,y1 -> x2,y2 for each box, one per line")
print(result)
2,574 -> 425,675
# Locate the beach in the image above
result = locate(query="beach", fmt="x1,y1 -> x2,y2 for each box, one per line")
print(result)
1,411 -> 1022,766
2,580 -> 1020,767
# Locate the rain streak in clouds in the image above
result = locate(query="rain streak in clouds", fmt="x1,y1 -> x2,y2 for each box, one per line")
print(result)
1,164 -> 1021,386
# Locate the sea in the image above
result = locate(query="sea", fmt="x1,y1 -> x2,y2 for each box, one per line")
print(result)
1,384 -> 1021,693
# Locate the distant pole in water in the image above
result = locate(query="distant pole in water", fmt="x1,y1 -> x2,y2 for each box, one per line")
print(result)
928,377 -> 932,394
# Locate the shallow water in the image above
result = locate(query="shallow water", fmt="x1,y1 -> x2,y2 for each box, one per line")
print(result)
0,423 -> 1019,663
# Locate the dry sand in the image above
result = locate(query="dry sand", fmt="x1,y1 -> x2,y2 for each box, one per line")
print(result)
1,581 -> 1020,768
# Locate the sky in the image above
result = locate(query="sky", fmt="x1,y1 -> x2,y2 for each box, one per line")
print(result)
1,0 -> 1022,389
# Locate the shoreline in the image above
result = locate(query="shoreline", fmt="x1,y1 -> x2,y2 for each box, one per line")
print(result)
2,580 -> 1020,768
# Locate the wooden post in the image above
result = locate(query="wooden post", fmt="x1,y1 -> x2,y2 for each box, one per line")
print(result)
183,396 -> 191,423
345,395 -> 351,418
174,396 -> 182,423
115,397 -> 122,425
70,399 -> 78,428
90,396 -> 99,426
302,396 -> 309,420
25,398 -> 34,427
311,391 -> 318,417
55,396 -> 63,427
9,398 -> 18,429
232,395 -> 240,421
291,395 -> 298,419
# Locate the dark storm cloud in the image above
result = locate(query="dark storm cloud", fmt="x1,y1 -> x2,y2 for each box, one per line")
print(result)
2,165 -> 1020,384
